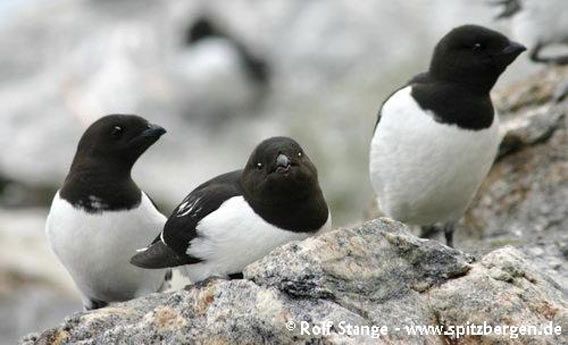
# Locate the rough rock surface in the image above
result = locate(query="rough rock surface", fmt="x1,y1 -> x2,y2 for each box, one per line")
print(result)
23,219 -> 568,344
460,65 -> 568,288
469,66 -> 568,239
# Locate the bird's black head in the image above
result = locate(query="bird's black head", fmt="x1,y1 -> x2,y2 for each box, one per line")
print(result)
241,137 -> 320,205
430,25 -> 525,93
73,114 -> 166,170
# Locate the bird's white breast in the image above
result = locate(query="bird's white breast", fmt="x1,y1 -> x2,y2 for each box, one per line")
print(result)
45,192 -> 167,303
182,196 -> 331,282
369,86 -> 501,225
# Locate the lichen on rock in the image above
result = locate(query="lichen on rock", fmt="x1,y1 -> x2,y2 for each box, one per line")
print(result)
23,218 -> 568,344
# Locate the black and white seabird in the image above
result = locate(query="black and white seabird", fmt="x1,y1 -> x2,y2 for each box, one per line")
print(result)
131,136 -> 331,282
369,25 -> 525,247
46,114 -> 170,310
185,15 -> 270,86
490,0 -> 568,100
491,0 -> 568,65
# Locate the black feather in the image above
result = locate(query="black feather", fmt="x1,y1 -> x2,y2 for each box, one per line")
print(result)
130,240 -> 199,269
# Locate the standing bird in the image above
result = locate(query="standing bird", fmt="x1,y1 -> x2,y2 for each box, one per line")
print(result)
185,15 -> 270,86
491,0 -> 568,64
369,25 -> 525,247
46,114 -> 170,310
131,137 -> 331,282
172,15 -> 270,124
490,0 -> 568,100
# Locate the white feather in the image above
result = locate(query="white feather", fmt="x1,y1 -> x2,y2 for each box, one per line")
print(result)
176,196 -> 202,218
369,86 -> 501,225
45,192 -> 167,305
181,196 -> 332,282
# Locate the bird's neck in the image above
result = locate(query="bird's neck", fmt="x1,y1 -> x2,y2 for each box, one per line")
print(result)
428,69 -> 496,96
411,73 -> 495,130
243,187 -> 329,233
61,156 -> 141,212
67,157 -> 134,185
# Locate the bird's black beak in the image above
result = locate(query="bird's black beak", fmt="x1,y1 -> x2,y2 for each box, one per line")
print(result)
275,153 -> 291,173
141,123 -> 167,138
494,41 -> 526,66
502,41 -> 526,56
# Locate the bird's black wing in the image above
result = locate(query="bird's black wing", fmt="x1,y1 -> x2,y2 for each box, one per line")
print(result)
130,170 -> 243,269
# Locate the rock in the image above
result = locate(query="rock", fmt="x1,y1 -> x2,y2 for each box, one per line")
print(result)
468,66 -> 568,239
457,65 -> 568,288
24,219 -> 568,344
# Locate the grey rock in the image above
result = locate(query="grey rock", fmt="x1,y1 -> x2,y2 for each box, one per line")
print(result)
459,65 -> 568,287
24,219 -> 568,344
468,66 -> 568,241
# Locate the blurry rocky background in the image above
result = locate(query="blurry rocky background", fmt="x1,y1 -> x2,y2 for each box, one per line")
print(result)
0,0 -> 558,344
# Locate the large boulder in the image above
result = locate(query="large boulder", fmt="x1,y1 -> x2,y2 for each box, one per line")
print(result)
461,65 -> 568,288
23,219 -> 568,344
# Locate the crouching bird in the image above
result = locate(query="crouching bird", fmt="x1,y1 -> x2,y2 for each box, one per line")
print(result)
131,136 -> 331,282
46,114 -> 170,310
369,25 -> 525,247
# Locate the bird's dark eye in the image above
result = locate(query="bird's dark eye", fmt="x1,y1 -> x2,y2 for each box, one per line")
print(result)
111,126 -> 123,137
472,43 -> 483,51
298,152 -> 303,158
256,162 -> 263,170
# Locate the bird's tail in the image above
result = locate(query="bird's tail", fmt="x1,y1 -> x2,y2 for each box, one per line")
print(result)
130,240 -> 189,269
157,269 -> 173,292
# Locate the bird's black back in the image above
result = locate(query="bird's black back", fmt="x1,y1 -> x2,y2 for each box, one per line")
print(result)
162,170 -> 243,259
